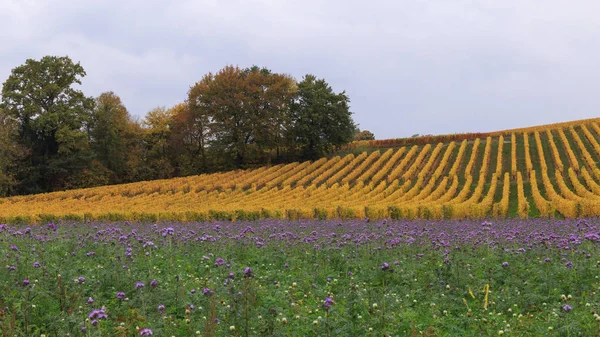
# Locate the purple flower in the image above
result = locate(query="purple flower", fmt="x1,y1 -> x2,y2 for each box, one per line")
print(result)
190,304 -> 195,310
284,263 -> 289,268
10,245 -> 18,251
47,222 -> 57,231
7,266 -> 15,271
158,304 -> 165,313
214,317 -> 220,323
348,271 -> 353,276
323,297 -> 334,309
78,277 -> 86,283
87,297 -> 94,304
150,279 -> 158,287
545,258 -> 551,263
394,260 -> 399,265
502,262 -> 509,267
203,288 -> 213,296
161,227 -> 175,237
273,280 -> 278,285
243,266 -> 253,278
190,289 -> 196,294
214,257 -> 225,266
135,282 -> 145,290
88,308 -> 108,320
563,305 -> 572,312
86,251 -> 95,256
565,261 -> 573,269
33,261 -> 40,268
22,279 -> 30,286
116,292 -> 126,300
327,277 -> 331,283
81,326 -> 87,333
139,328 -> 153,335
228,272 -> 234,279
381,262 -> 390,271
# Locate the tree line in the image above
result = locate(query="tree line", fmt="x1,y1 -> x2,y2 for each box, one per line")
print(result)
0,56 -> 358,196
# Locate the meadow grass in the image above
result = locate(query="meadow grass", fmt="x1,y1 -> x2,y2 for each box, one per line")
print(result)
1,219 -> 600,336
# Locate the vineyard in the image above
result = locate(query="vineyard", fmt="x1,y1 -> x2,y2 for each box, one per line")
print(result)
3,118 -> 600,222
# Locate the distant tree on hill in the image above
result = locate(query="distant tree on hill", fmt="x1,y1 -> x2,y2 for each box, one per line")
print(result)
188,65 -> 297,168
89,92 -> 142,184
0,107 -> 26,196
142,106 -> 176,179
169,102 -> 226,175
291,75 -> 355,160
0,58 -> 358,196
354,130 -> 375,141
1,56 -> 95,193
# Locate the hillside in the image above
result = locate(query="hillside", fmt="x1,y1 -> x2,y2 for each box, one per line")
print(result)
2,118 -> 600,222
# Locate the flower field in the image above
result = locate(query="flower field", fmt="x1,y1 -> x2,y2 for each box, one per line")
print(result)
2,218 -> 600,336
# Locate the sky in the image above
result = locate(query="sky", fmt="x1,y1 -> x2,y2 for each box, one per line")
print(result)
1,0 -> 600,139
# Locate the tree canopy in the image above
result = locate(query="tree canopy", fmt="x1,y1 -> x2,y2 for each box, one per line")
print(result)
188,65 -> 297,168
354,130 -> 375,141
0,58 -> 356,196
1,56 -> 95,193
291,74 -> 355,159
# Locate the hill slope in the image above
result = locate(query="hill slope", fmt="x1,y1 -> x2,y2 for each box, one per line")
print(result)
3,118 -> 600,222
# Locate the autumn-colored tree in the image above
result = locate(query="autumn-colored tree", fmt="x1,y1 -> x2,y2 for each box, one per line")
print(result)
170,100 -> 212,175
142,107 -> 176,179
354,130 -> 375,141
188,65 -> 296,168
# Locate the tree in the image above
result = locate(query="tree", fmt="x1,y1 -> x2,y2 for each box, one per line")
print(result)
142,106 -> 176,179
0,107 -> 26,196
168,103 -> 212,175
354,130 -> 375,141
187,65 -> 296,169
1,56 -> 95,193
291,75 -> 355,160
89,92 -> 137,184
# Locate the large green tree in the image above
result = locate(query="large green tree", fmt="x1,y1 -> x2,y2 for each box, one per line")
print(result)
291,75 -> 355,159
0,107 -> 26,196
1,56 -> 95,193
89,92 -> 141,184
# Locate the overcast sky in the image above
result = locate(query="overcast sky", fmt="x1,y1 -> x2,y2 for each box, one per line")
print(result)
1,0 -> 599,139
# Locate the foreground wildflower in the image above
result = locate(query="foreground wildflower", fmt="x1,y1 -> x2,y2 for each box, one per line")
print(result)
139,328 -> 153,335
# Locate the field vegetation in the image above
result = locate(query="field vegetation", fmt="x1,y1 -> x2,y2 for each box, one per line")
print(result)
3,119 -> 600,221
2,218 -> 600,336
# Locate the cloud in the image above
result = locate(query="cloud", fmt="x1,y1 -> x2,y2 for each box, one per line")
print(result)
1,0 -> 600,138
